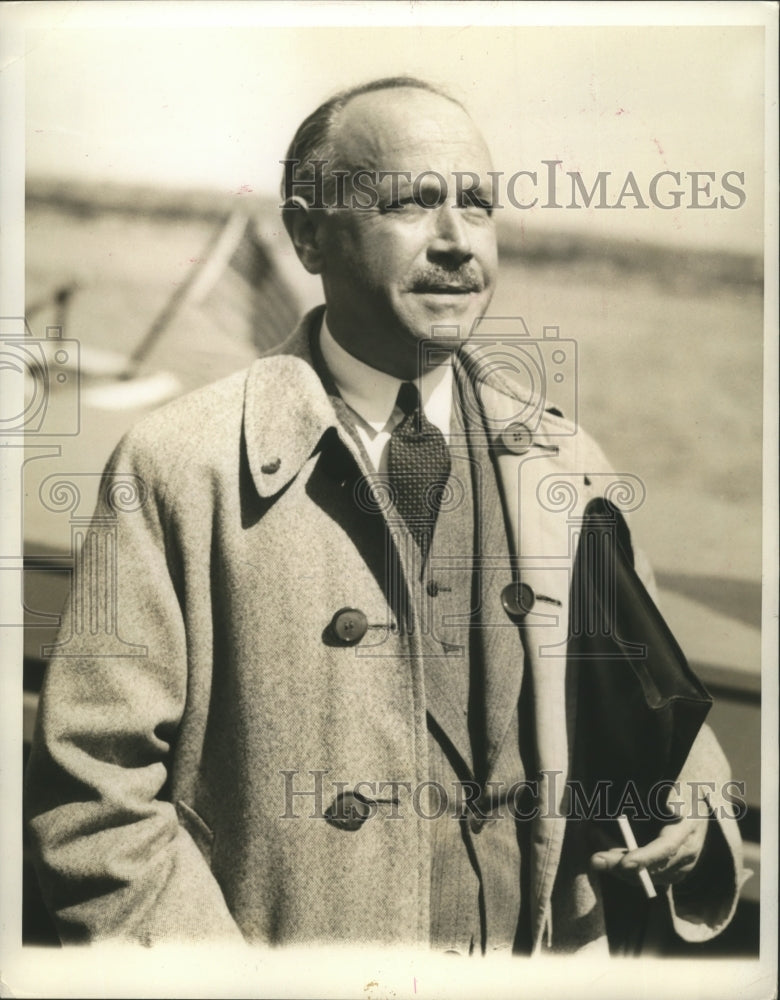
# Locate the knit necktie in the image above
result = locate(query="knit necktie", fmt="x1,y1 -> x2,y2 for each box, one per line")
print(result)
387,381 -> 451,557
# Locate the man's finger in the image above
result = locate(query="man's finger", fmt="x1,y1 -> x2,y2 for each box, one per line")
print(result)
589,847 -> 658,895
618,821 -> 692,870
589,847 -> 629,871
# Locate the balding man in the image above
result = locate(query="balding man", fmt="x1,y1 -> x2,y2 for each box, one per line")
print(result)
25,78 -> 745,955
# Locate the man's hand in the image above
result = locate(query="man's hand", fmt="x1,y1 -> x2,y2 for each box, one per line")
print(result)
589,784 -> 709,889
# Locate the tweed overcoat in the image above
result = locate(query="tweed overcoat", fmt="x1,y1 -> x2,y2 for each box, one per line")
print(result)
26,308 -> 745,952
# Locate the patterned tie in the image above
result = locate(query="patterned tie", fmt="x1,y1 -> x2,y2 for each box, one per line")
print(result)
387,381 -> 451,558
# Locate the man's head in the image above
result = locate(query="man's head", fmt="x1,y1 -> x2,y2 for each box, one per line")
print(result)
282,78 -> 498,379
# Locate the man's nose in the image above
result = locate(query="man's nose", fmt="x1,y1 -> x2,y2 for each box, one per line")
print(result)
426,205 -> 473,266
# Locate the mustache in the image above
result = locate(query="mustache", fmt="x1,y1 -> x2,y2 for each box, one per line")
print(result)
407,265 -> 484,293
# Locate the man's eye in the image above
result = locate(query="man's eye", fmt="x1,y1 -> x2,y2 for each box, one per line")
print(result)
378,195 -> 493,216
379,197 -> 441,215
378,198 -> 417,214
460,195 -> 493,216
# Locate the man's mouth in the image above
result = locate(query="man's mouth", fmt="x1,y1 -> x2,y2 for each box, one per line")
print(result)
412,282 -> 481,294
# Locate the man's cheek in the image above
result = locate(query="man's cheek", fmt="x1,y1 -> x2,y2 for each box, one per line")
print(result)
353,241 -> 404,284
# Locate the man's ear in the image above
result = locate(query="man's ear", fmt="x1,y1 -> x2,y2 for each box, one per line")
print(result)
282,196 -> 326,275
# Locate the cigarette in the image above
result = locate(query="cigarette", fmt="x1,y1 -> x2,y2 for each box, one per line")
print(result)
617,814 -> 657,899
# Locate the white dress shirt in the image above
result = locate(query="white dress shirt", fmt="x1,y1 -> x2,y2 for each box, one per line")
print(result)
319,314 -> 454,474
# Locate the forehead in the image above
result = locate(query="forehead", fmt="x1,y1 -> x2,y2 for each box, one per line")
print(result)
331,88 -> 494,177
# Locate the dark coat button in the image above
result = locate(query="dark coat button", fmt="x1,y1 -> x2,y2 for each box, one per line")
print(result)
501,582 -> 535,619
325,791 -> 372,831
331,608 -> 368,645
260,457 -> 281,474
500,422 -> 533,454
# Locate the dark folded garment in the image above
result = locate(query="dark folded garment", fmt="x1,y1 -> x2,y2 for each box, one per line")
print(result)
568,497 -> 714,952
569,497 -> 712,842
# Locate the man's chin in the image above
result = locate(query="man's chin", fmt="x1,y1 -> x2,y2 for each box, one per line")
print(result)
404,324 -> 475,371
406,296 -> 485,343
414,290 -> 481,316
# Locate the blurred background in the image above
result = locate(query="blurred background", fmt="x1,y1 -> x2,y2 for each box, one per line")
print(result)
19,11 -> 764,952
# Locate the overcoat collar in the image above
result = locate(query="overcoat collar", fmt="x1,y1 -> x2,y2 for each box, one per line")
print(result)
242,306 -> 557,500
243,307 -> 339,498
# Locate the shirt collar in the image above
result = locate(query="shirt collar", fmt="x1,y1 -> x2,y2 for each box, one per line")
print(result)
319,313 -> 453,437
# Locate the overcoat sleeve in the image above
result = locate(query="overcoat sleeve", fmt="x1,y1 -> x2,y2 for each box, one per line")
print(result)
666,723 -> 749,942
24,430 -> 245,945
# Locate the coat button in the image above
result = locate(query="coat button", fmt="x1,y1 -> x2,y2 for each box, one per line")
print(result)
331,607 -> 368,645
501,582 -> 535,619
261,457 -> 281,474
325,791 -> 372,831
500,422 -> 533,454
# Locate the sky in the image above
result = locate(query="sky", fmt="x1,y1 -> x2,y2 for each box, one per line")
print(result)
13,3 -> 773,253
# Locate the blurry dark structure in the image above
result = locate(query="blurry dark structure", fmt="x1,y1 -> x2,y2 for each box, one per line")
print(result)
26,281 -> 79,331
124,210 -> 302,378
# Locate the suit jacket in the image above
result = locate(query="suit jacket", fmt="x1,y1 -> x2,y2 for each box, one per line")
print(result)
25,307 -> 746,952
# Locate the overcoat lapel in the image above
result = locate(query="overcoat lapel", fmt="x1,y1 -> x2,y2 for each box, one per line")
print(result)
458,382 -> 527,782
497,442 -> 579,949
458,350 -> 581,950
419,646 -> 475,777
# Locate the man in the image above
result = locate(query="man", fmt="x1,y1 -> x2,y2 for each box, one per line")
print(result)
25,77 -> 745,954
